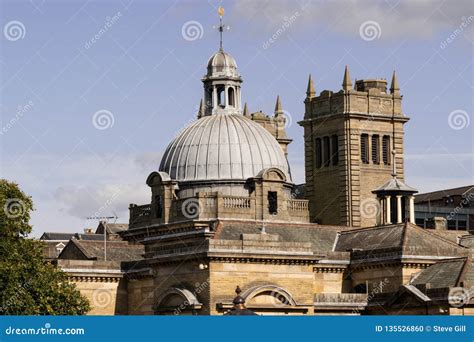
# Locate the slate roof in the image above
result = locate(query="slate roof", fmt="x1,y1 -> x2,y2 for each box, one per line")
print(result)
214,220 -> 349,254
415,185 -> 473,203
40,232 -> 75,241
59,239 -> 144,262
40,232 -> 107,241
95,222 -> 129,234
333,223 -> 467,258
372,177 -> 417,194
410,257 -> 470,289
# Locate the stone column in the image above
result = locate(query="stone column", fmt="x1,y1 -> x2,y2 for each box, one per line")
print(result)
224,85 -> 229,109
236,86 -> 241,111
378,197 -> 383,226
409,196 -> 415,224
396,195 -> 402,223
385,195 -> 391,224
212,86 -> 217,112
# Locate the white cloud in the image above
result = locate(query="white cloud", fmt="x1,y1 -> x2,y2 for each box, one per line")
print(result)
233,0 -> 473,40
3,152 -> 161,236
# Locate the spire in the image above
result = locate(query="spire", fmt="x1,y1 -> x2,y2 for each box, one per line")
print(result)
306,74 -> 315,97
274,95 -> 282,114
390,70 -> 400,95
243,102 -> 249,116
342,65 -> 352,91
197,99 -> 205,118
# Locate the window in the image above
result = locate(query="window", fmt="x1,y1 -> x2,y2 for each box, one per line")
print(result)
447,219 -> 456,230
228,87 -> 235,107
217,86 -> 225,108
323,136 -> 330,167
372,135 -> 380,164
361,134 -> 369,164
457,220 -> 467,230
268,191 -> 278,215
331,135 -> 339,165
155,195 -> 163,219
382,135 -> 390,165
353,283 -> 367,294
206,87 -> 212,108
415,218 -> 425,228
315,138 -> 322,168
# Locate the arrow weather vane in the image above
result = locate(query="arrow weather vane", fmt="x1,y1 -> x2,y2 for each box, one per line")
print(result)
215,6 -> 229,50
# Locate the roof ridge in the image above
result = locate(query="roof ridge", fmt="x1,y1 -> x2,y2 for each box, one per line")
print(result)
338,224 -> 402,235
454,257 -> 470,286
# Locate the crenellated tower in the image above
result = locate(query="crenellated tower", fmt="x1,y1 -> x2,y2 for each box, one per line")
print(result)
299,68 -> 410,227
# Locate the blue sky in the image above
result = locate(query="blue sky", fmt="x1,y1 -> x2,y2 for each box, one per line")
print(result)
0,0 -> 472,236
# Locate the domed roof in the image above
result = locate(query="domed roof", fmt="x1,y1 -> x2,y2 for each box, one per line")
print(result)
206,49 -> 239,78
159,114 -> 290,182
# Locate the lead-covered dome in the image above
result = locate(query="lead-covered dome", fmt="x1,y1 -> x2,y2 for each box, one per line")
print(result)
159,114 -> 291,182
206,49 -> 239,78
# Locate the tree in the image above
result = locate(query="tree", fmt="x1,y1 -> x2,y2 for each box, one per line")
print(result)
0,179 -> 90,315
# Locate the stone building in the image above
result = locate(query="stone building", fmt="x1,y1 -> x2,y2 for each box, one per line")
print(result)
414,185 -> 474,232
52,27 -> 473,315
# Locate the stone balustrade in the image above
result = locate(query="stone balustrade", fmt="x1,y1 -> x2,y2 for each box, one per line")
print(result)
287,199 -> 309,211
223,196 -> 251,209
129,204 -> 151,224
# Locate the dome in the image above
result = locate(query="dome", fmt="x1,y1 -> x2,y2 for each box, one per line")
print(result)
206,49 -> 239,78
159,114 -> 291,182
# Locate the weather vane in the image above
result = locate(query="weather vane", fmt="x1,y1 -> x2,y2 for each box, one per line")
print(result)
214,6 -> 229,50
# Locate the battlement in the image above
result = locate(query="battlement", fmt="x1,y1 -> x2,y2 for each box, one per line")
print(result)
305,85 -> 402,119
303,70 -> 404,120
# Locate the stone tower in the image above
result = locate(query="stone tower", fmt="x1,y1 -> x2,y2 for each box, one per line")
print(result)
299,68 -> 410,227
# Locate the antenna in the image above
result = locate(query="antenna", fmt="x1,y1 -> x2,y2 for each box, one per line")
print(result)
86,215 -> 118,261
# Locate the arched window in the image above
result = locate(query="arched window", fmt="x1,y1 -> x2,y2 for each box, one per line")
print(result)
217,86 -> 225,108
206,87 -> 212,108
315,138 -> 322,168
228,87 -> 235,107
323,136 -> 330,167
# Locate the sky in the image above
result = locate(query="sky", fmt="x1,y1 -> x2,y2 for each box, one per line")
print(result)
0,0 -> 472,237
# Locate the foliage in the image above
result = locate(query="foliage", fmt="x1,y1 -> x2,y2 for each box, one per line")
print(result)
0,179 -> 90,315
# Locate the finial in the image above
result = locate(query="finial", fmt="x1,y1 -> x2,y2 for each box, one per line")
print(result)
342,65 -> 352,91
235,286 -> 242,295
390,70 -> 400,95
243,102 -> 249,116
306,74 -> 315,98
274,95 -> 282,114
197,99 -> 205,118
216,6 -> 227,51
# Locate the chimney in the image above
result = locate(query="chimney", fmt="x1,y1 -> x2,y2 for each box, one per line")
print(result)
425,217 -> 447,230
84,228 -> 94,234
